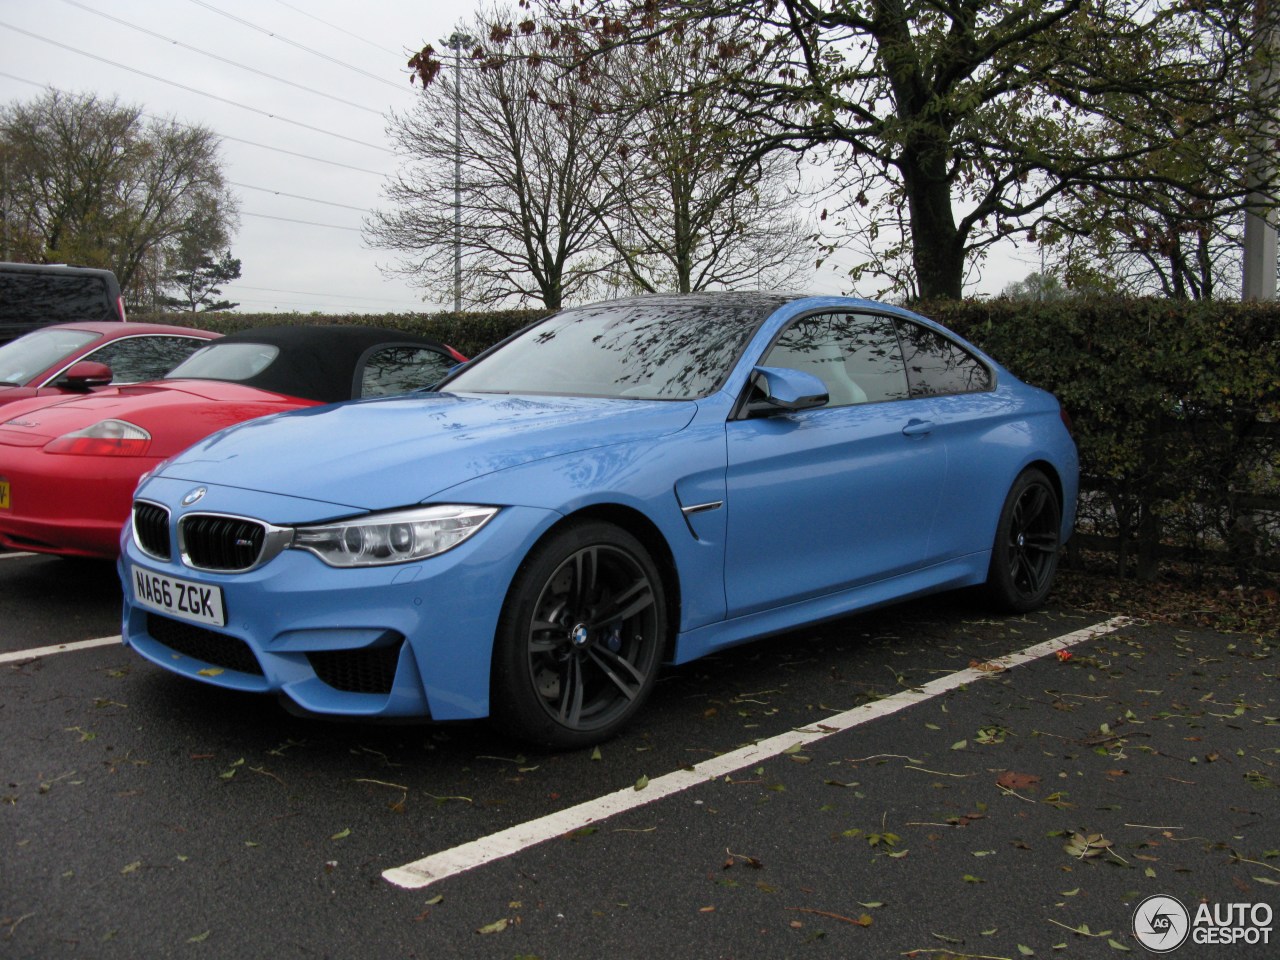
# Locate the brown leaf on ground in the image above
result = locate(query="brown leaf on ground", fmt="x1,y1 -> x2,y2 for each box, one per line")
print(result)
996,771 -> 1041,792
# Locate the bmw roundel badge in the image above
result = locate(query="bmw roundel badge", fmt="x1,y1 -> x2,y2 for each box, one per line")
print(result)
181,486 -> 207,507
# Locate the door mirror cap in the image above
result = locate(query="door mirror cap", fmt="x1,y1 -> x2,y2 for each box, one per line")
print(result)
58,360 -> 114,391
746,365 -> 829,416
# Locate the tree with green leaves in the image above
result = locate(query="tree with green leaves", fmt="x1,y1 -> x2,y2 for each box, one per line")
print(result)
159,249 -> 241,313
0,89 -> 239,301
417,1 -> 1278,300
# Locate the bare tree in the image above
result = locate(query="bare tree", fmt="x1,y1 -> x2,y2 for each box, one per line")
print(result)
596,38 -> 812,294
0,89 -> 238,299
369,14 -> 619,309
432,0 -> 1280,301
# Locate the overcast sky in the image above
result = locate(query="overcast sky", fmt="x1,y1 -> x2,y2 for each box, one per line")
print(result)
0,0 -> 1030,315
0,0 -> 489,314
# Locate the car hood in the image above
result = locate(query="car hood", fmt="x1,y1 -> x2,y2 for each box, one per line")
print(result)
157,392 -> 697,510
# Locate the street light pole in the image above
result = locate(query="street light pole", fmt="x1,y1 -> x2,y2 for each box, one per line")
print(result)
443,31 -> 473,313
1243,1 -> 1278,300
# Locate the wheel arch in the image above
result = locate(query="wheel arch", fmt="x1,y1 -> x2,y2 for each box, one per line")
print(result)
1023,459 -> 1064,514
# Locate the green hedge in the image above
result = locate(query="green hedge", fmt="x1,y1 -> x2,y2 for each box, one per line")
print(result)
925,299 -> 1280,580
132,309 -> 547,359
139,299 -> 1280,580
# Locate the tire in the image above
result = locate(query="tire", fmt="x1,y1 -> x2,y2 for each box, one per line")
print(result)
985,468 -> 1062,613
490,521 -> 668,749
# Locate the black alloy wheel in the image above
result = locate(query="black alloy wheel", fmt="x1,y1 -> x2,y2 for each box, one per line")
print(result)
986,468 -> 1062,612
491,521 -> 667,749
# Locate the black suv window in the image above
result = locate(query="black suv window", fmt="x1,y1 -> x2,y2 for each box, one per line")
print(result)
895,320 -> 992,397
762,312 -> 909,407
0,263 -> 125,343
84,335 -> 210,385
360,345 -> 456,398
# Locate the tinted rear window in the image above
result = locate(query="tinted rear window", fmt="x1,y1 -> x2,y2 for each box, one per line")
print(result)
0,273 -> 116,326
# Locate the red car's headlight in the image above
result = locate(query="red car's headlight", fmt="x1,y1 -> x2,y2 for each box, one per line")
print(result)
44,419 -> 152,457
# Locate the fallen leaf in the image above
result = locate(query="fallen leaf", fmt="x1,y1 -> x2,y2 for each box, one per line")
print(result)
634,774 -> 649,791
330,828 -> 351,841
996,771 -> 1041,791
969,659 -> 1006,673
476,918 -> 509,935
197,668 -> 224,677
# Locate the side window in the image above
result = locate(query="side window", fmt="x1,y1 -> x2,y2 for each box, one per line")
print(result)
895,320 -> 993,398
360,346 -> 455,398
86,336 -> 208,384
762,312 -> 909,407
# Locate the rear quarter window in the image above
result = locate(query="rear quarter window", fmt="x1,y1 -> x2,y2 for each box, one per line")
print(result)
896,320 -> 993,397
360,346 -> 455,397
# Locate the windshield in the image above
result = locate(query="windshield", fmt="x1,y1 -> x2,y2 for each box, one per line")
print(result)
0,327 -> 101,385
445,297 -> 779,400
166,342 -> 280,382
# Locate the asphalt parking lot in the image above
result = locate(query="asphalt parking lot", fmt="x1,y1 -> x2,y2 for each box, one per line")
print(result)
3,550 -> 1276,959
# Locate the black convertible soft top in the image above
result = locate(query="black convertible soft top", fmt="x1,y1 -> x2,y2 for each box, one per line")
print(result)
166,325 -> 453,403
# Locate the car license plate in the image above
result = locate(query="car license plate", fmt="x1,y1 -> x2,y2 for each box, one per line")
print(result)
0,478 -> 9,509
131,565 -> 226,628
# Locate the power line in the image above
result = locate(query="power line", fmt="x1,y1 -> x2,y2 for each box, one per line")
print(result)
0,21 -> 394,154
186,0 -> 414,95
59,0 -> 386,117
231,284 -> 413,303
269,0 -> 405,58
228,182 -> 372,213
0,72 -> 390,177
241,211 -> 362,232
216,135 -> 387,176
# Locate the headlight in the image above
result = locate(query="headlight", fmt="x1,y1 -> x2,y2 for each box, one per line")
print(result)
289,504 -> 499,567
44,419 -> 151,456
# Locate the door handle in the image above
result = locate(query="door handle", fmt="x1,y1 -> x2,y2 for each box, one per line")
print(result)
902,419 -> 935,438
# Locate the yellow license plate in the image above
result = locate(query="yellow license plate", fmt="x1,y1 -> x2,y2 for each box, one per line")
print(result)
0,479 -> 9,509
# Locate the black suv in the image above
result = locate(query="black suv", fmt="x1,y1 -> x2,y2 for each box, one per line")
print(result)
0,262 -> 127,344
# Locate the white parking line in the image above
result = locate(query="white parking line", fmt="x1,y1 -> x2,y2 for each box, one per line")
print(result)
383,615 -> 1135,889
0,551 -> 36,560
0,635 -> 122,663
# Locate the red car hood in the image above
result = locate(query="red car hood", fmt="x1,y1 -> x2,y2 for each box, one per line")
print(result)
0,380 -> 315,455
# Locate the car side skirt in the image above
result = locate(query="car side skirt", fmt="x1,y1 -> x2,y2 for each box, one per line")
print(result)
670,551 -> 991,665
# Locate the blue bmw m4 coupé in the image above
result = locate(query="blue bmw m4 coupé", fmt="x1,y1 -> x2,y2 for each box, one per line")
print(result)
120,293 -> 1078,748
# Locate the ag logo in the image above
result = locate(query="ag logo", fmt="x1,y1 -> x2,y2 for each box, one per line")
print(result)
181,486 -> 207,507
1133,894 -> 1190,953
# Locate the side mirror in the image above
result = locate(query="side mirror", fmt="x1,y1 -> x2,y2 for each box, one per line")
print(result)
58,360 -> 114,391
745,365 -> 829,416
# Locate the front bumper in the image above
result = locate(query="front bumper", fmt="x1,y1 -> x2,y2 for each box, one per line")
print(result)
119,478 -> 559,721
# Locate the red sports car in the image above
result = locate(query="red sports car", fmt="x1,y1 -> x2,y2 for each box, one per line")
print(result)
0,321 -> 220,408
0,325 -> 465,559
